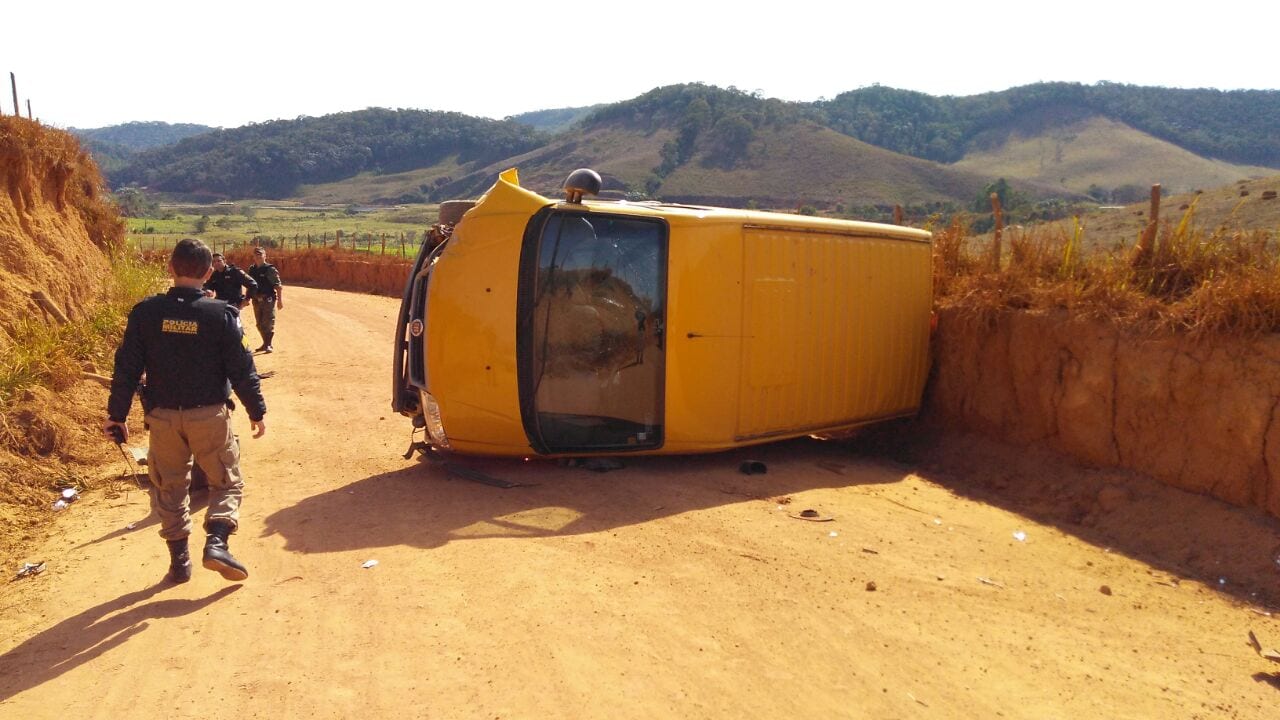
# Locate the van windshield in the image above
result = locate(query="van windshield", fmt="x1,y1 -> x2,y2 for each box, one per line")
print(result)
522,211 -> 667,453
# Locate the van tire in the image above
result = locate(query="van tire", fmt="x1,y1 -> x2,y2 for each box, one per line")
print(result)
438,200 -> 476,226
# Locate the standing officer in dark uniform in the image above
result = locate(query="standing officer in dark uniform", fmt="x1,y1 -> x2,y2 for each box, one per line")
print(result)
203,252 -> 257,307
104,238 -> 267,584
246,246 -> 283,353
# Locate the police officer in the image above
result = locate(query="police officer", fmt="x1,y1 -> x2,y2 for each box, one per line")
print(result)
246,246 -> 283,353
203,252 -> 257,307
104,238 -> 267,584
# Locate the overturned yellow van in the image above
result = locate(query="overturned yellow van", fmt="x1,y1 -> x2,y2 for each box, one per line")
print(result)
392,169 -> 932,457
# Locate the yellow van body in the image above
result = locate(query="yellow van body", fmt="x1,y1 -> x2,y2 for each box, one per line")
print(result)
393,169 -> 932,457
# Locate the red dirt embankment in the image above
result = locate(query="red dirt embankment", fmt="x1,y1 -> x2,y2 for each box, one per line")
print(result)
928,308 -> 1280,518
0,117 -> 123,342
221,247 -> 410,297
0,118 -> 125,568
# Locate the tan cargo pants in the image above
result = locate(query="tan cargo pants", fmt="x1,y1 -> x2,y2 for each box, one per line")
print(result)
146,404 -> 244,540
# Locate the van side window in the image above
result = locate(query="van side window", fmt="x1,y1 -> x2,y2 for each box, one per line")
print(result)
525,212 -> 668,452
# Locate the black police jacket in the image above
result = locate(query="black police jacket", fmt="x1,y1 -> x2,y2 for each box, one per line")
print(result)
108,286 -> 267,422
203,264 -> 258,304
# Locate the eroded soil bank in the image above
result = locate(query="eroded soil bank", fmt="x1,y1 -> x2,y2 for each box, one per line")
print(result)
221,248 -> 410,296
928,308 -> 1280,518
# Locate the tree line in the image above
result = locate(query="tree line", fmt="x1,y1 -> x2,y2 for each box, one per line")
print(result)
109,108 -> 544,199
818,82 -> 1280,167
101,83 -> 1280,201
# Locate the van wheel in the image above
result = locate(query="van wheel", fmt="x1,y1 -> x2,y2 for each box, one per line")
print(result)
438,200 -> 476,226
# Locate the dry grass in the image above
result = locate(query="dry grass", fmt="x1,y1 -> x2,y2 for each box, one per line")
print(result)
934,204 -> 1280,337
0,254 -> 165,405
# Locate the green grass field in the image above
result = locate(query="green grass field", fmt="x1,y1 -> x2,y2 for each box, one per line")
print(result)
127,204 -> 441,256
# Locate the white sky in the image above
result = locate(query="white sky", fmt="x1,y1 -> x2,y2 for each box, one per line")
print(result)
6,0 -> 1276,130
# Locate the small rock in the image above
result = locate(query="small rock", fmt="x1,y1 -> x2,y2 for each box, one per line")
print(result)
866,581 -> 877,592
1099,585 -> 1113,596
1097,486 -> 1130,512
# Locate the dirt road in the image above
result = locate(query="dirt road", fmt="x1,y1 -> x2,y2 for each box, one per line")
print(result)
2,286 -> 1279,719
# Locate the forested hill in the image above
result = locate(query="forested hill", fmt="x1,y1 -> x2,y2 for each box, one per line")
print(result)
818,83 -> 1280,167
72,121 -> 215,150
510,105 -> 604,133
110,109 -> 544,198
102,82 -> 1280,202
72,121 -> 216,175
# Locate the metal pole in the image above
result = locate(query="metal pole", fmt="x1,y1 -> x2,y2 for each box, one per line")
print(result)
10,73 -> 19,117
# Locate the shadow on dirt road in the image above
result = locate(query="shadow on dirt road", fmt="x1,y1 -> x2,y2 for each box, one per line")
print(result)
262,437 -> 903,553
0,583 -> 241,701
888,424 -> 1280,609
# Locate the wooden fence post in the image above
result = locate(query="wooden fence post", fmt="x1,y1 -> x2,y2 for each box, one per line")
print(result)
10,72 -> 19,116
381,233 -> 386,255
893,205 -> 904,226
26,99 -> 32,120
989,192 -> 1004,272
1130,184 -> 1162,269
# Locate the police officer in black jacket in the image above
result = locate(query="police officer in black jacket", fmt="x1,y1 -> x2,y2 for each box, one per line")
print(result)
104,238 -> 267,584
203,252 -> 257,306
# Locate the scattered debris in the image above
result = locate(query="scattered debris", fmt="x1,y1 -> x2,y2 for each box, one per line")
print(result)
1012,530 -> 1027,542
444,462 -> 528,489
130,447 -> 147,465
907,692 -> 928,708
932,518 -> 942,525
739,460 -> 767,475
1248,630 -> 1280,662
789,509 -> 833,522
563,457 -> 625,473
828,531 -> 839,538
977,577 -> 1005,589
51,499 -> 69,511
361,559 -> 379,569
861,547 -> 879,555
865,581 -> 877,592
13,561 -> 46,580
125,522 -> 138,530
770,496 -> 793,505
1100,585 -> 1113,596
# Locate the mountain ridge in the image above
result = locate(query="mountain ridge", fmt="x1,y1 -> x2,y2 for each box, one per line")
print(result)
98,82 -> 1280,207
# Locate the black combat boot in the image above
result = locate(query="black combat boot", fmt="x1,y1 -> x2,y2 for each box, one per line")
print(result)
166,537 -> 192,584
203,520 -> 248,581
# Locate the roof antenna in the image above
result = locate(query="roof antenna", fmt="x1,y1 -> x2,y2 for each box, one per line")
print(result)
562,168 -> 602,204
